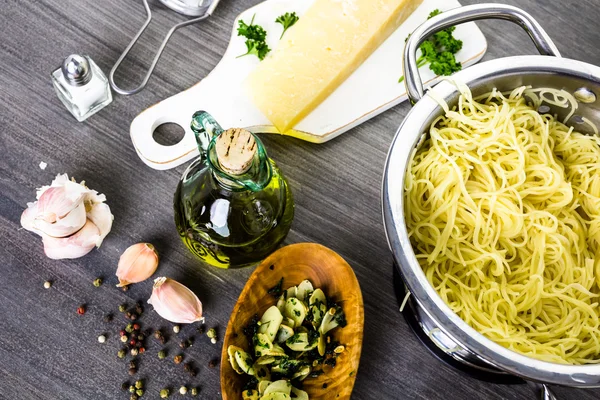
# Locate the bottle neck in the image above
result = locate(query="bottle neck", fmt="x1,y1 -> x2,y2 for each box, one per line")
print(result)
206,137 -> 272,192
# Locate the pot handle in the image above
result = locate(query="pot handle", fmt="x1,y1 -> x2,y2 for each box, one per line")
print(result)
403,3 -> 561,104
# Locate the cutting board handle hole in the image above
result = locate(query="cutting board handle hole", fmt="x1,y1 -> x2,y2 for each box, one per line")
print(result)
153,123 -> 186,146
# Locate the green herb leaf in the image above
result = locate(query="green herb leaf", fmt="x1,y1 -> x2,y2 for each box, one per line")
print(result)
267,277 -> 284,298
237,14 -> 270,60
275,12 -> 299,39
398,9 -> 463,83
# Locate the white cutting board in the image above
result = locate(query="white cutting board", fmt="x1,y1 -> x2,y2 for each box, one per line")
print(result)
131,0 -> 487,170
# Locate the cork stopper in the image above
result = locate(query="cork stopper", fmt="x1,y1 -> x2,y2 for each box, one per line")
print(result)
215,128 -> 257,175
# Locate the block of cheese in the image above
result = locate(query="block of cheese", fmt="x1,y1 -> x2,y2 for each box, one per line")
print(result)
245,0 -> 423,133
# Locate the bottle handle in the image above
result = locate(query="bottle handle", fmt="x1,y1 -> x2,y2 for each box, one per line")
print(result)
190,111 -> 224,155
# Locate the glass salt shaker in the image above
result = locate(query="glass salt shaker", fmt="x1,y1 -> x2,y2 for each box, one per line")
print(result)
51,54 -> 112,122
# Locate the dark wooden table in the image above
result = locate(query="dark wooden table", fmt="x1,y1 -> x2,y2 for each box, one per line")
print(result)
2,0 -> 600,399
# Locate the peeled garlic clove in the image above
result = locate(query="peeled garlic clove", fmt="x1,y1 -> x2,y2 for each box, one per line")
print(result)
148,277 -> 204,324
42,219 -> 100,260
116,243 -> 159,287
33,201 -> 87,238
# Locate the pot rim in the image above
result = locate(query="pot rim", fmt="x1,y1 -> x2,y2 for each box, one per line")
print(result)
383,55 -> 600,387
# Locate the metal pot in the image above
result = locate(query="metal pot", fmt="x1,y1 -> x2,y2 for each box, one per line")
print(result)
382,2 -> 600,391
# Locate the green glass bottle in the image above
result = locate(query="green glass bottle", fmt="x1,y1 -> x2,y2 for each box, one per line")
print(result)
174,111 -> 294,269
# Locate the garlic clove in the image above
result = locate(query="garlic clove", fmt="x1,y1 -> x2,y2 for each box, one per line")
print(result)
148,277 -> 204,324
86,202 -> 113,247
116,243 -> 159,287
21,202 -> 41,234
36,184 -> 87,223
42,219 -> 100,260
33,201 -> 87,238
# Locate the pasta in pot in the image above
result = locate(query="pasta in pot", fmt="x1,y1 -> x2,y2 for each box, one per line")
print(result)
404,82 -> 600,365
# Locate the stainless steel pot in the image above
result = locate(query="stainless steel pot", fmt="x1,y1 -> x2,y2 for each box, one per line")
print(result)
383,2 -> 600,390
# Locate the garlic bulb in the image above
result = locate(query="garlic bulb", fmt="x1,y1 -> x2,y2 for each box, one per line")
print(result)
21,174 -> 113,260
148,277 -> 204,324
116,243 -> 159,287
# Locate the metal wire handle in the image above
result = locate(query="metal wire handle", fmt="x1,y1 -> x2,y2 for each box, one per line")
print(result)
402,3 -> 561,104
109,0 -> 220,96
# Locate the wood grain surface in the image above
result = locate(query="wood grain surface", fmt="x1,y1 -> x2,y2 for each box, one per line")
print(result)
1,0 -> 600,399
221,243 -> 363,400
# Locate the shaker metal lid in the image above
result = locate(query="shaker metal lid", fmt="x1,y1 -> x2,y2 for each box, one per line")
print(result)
215,128 -> 257,175
62,54 -> 92,86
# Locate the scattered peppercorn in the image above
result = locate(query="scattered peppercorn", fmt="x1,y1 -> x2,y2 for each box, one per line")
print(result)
136,389 -> 144,397
126,324 -> 134,333
121,382 -> 129,391
211,338 -> 217,344
44,280 -> 52,289
183,362 -> 192,373
173,325 -> 180,334
135,302 -> 143,315
135,380 -> 143,389
98,335 -> 106,344
129,361 -> 136,369
206,328 -> 216,339
179,386 -> 187,395
129,313 -> 138,320
179,340 -> 189,349
158,350 -> 166,359
128,367 -> 137,376
139,347 -> 145,354
120,330 -> 127,337
190,387 -> 198,396
104,313 -> 113,323
122,285 -> 129,292
93,277 -> 103,287
118,349 -> 127,359
137,335 -> 144,342
129,385 -> 136,393
160,388 -> 170,398
130,394 -> 138,400
174,354 -> 183,364
154,330 -> 163,340
131,348 -> 139,356
121,335 -> 128,343
208,359 -> 219,368
119,304 -> 127,312
196,326 -> 204,335
133,323 -> 140,331
130,339 -> 136,346
77,305 -> 86,315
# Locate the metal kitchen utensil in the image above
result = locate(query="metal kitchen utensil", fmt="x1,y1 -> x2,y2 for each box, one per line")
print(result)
383,1 -> 600,394
109,0 -> 221,95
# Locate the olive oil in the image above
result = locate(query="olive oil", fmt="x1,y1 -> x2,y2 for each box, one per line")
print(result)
174,112 -> 294,269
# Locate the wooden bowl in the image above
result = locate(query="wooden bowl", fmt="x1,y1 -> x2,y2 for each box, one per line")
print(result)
220,243 -> 364,400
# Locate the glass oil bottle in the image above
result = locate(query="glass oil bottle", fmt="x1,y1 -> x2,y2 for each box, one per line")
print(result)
174,111 -> 294,269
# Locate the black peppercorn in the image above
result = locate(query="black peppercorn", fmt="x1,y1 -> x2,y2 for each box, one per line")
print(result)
129,361 -> 136,369
122,285 -> 129,292
197,327 -> 205,335
129,394 -> 138,400
128,367 -> 137,376
121,382 -> 129,391
183,362 -> 192,372
208,359 -> 219,368
129,313 -> 138,320
104,313 -> 114,323
135,302 -> 143,315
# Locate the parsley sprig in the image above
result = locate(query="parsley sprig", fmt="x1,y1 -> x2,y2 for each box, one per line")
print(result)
275,12 -> 299,39
399,9 -> 463,83
236,14 -> 271,61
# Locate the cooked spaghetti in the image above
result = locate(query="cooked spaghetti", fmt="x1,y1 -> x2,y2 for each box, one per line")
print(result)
404,83 -> 600,364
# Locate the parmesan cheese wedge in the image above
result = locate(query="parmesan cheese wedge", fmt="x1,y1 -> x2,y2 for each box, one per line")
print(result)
245,0 -> 423,133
